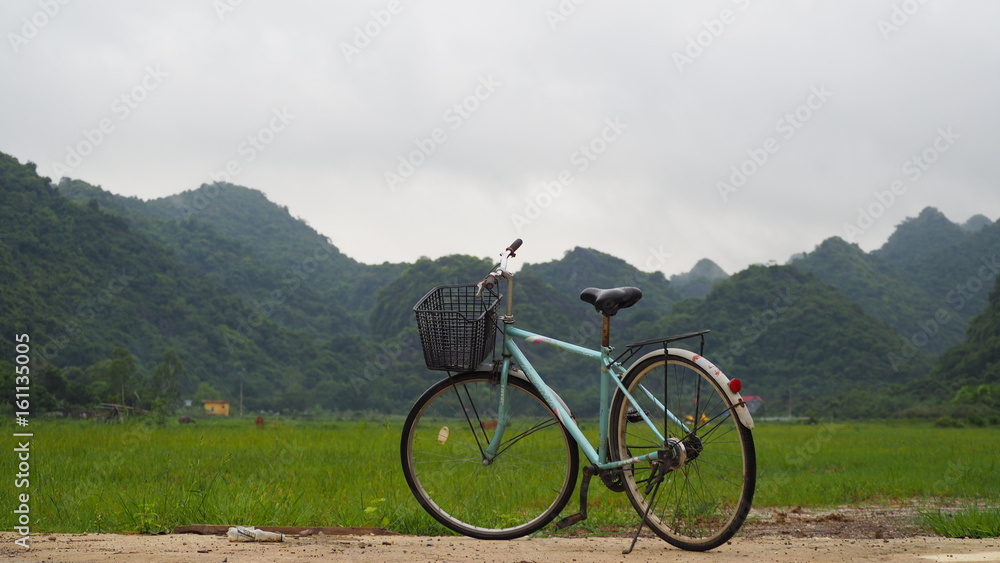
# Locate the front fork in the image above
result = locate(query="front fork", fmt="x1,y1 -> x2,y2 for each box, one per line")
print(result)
481,355 -> 513,464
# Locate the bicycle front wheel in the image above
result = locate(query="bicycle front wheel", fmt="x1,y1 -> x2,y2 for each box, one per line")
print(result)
400,372 -> 579,539
609,352 -> 755,551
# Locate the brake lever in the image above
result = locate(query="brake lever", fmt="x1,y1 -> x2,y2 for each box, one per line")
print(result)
476,274 -> 497,297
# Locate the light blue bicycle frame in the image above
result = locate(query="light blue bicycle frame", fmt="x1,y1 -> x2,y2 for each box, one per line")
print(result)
480,322 -> 682,471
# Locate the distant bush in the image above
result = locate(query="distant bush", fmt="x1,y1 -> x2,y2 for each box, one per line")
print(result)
933,416 -> 964,428
966,414 -> 987,427
898,404 -> 942,419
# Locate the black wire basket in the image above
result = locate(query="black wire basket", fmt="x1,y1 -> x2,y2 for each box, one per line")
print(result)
413,283 -> 501,372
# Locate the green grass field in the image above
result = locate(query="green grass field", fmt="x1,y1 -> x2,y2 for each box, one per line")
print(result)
2,417 -> 997,536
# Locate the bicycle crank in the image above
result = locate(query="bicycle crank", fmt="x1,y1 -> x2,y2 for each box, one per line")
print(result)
599,468 -> 626,492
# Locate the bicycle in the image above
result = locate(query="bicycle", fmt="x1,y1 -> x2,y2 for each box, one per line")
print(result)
400,239 -> 756,552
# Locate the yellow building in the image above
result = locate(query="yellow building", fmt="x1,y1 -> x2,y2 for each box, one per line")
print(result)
202,400 -> 230,416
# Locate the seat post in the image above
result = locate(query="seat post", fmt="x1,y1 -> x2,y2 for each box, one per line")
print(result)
602,315 -> 611,348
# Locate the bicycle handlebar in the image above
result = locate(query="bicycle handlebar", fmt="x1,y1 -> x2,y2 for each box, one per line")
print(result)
476,239 -> 522,298
506,238 -> 523,257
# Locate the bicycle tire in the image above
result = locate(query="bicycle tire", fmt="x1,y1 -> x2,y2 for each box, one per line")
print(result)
400,371 -> 579,539
609,352 -> 756,551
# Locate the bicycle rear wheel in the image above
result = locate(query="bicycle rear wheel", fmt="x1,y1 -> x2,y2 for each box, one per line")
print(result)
400,372 -> 579,539
609,352 -> 755,551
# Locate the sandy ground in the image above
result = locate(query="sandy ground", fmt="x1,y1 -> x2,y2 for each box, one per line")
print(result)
2,532 -> 999,563
3,506 -> 999,563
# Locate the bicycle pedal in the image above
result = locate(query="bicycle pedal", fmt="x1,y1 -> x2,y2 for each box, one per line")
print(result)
553,512 -> 586,530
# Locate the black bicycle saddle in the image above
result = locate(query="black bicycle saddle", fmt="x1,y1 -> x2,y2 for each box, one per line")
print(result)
579,286 -> 643,317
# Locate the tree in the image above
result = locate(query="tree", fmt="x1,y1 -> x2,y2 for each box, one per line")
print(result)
108,347 -> 136,405
193,381 -> 223,402
150,349 -> 183,409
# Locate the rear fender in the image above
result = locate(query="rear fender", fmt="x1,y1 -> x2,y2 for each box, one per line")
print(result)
624,349 -> 755,430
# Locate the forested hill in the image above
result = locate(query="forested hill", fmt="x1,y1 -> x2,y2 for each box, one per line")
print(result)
790,236 -> 966,355
875,208 -> 1000,313
669,258 -> 729,299
930,275 -> 1000,391
635,265 -> 934,418
57,179 -> 405,317
2,151 -> 998,419
791,208 -> 1000,355
0,154 -> 356,412
910,273 -> 1000,422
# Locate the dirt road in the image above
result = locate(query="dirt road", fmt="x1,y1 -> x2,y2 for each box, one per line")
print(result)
3,506 -> 998,563
2,532 -> 999,563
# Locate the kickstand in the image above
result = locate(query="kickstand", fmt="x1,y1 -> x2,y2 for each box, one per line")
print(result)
553,466 -> 595,531
623,483 -> 660,555
623,466 -> 666,555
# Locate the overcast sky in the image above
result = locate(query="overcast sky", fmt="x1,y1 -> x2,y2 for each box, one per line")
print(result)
3,1 -> 999,277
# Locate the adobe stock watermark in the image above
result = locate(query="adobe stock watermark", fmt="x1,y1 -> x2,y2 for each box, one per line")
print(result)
101,416 -> 158,499
710,285 -> 797,369
175,106 -> 295,219
931,459 -> 968,495
384,74 -> 501,192
672,0 -> 756,73
350,337 -> 405,395
12,333 -> 33,550
888,254 -> 998,371
561,246 -> 674,345
224,240 -> 339,351
48,64 -> 168,178
340,0 -> 405,63
545,0 -> 587,31
610,246 -> 674,290
842,126 -> 959,242
7,0 -> 71,54
717,84 -> 833,202
213,0 -> 247,22
34,270 -> 135,367
511,117 -> 628,232
771,424 -> 839,488
205,106 -> 295,184
877,0 -> 931,41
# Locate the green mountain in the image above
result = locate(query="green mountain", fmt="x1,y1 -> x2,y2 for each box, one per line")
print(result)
791,237 -> 965,355
369,254 -> 496,340
874,208 -> 1000,315
931,275 -> 1000,389
3,150 -> 998,420
791,209 -> 1000,356
874,207 -> 969,267
670,258 -> 729,299
57,180 -> 406,322
520,247 -> 682,323
57,180 -> 357,338
0,154 -> 339,411
963,214 -> 992,233
637,265 -> 934,419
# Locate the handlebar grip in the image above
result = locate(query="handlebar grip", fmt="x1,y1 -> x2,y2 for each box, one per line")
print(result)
507,239 -> 523,256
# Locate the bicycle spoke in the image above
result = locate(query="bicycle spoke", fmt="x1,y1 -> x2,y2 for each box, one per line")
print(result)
449,377 -> 488,458
495,418 -> 561,458
401,373 -> 579,540
610,353 -> 755,551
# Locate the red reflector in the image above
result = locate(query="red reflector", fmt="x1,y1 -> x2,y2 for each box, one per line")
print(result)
729,379 -> 742,393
